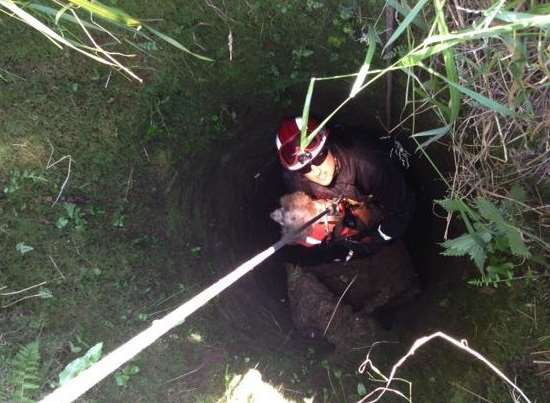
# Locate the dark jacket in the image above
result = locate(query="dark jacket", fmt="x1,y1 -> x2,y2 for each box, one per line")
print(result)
283,134 -> 414,246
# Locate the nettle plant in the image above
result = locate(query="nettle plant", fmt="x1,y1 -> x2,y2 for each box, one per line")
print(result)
437,190 -> 535,287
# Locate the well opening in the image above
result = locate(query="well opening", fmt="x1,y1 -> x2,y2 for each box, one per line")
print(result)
174,85 -> 466,356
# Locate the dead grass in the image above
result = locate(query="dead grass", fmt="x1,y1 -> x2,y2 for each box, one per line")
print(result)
441,2 -> 550,251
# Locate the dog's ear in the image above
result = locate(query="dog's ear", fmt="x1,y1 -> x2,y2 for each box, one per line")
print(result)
270,208 -> 284,226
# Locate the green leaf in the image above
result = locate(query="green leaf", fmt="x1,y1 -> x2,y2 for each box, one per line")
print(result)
115,372 -> 129,386
503,227 -> 531,258
16,242 -> 34,254
27,3 -> 153,40
440,231 -> 491,270
300,78 -> 316,149
59,342 -> 103,386
495,10 -> 542,23
419,62 -> 514,117
357,382 -> 367,396
487,262 -> 514,287
143,25 -> 213,62
433,0 -> 461,122
64,202 -> 76,218
435,198 -> 480,221
385,0 -> 428,30
350,27 -> 376,98
480,0 -> 507,29
476,197 -> 504,224
66,0 -> 141,27
423,14 -> 550,46
383,0 -> 430,53
436,198 -> 467,213
510,184 -> 528,203
475,198 -> 531,258
56,216 -> 69,229
399,40 -> 460,67
412,125 -> 451,150
55,3 -> 73,25
69,341 -> 82,353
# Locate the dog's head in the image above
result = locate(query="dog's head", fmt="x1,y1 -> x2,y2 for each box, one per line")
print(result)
270,192 -> 318,234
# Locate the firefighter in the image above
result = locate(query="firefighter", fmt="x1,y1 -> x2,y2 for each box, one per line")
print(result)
276,116 -> 415,256
275,117 -> 420,341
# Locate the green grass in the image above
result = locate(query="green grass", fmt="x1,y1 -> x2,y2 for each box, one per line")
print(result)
1,1 -> 549,402
1,1 -> 372,401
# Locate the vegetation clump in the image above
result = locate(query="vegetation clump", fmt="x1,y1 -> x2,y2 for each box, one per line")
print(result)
0,0 -> 549,402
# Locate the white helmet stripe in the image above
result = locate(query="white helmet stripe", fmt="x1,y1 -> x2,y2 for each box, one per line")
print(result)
275,135 -> 282,150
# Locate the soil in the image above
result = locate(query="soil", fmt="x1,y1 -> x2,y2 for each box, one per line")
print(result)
172,96 -> 470,384
3,2 -> 549,400
168,91 -> 550,401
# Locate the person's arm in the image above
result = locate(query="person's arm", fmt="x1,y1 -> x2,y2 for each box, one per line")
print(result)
355,152 -> 413,243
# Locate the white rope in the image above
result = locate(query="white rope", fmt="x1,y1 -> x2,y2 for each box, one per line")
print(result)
40,208 -> 330,403
40,246 -> 277,403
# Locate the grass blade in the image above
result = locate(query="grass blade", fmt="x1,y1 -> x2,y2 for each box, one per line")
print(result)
433,0 -> 461,122
66,0 -> 141,27
0,0 -> 143,81
495,9 -> 545,23
350,27 -> 376,98
144,25 -> 213,62
27,3 -> 102,32
383,0 -> 429,53
57,1 -> 213,62
300,78 -> 316,149
27,3 -> 152,40
419,63 -> 514,117
423,14 -> 550,46
413,125 -> 451,151
480,0 -> 506,29
55,3 -> 73,25
399,40 -> 460,66
385,0 -> 428,30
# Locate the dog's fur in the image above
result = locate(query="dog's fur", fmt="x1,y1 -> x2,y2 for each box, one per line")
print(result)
270,191 -> 321,237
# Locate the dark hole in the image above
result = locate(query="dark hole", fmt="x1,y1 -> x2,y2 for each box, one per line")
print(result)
180,105 -> 459,355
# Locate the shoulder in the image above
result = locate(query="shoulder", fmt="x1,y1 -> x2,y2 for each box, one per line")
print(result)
330,126 -> 390,159
331,136 -> 388,171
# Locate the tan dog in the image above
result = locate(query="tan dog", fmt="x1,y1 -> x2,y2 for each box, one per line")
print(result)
270,191 -> 325,238
271,192 -> 380,247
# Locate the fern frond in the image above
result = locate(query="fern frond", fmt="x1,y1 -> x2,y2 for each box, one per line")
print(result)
467,278 -> 487,287
0,386 -> 9,403
9,341 -> 41,403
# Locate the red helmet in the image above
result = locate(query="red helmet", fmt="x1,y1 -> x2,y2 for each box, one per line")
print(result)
276,117 -> 329,171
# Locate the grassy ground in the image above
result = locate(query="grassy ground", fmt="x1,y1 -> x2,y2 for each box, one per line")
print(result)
0,1 -> 376,401
1,1 -> 549,402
